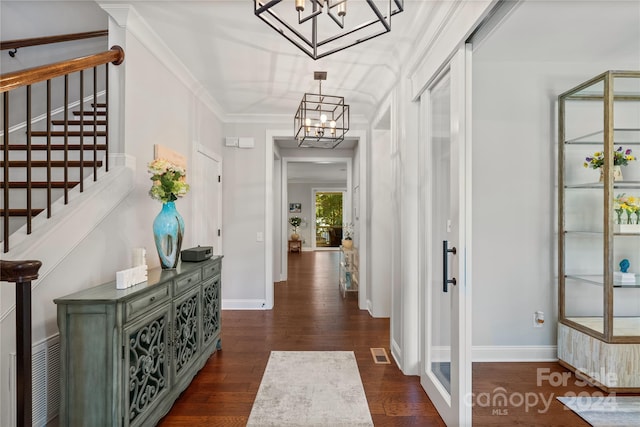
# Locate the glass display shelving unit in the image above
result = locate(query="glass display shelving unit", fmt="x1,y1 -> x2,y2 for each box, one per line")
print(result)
339,246 -> 359,298
558,70 -> 640,392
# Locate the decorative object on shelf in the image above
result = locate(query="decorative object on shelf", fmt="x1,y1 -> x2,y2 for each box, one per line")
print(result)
289,216 -> 302,241
620,259 -> 630,273
614,194 -> 640,233
614,259 -> 636,285
584,146 -> 636,182
294,71 -> 349,149
149,158 -> 190,269
254,0 -> 404,60
342,222 -> 354,249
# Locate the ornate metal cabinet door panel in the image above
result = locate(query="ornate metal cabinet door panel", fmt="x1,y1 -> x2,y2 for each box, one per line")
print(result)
172,286 -> 201,379
202,275 -> 221,347
123,306 -> 171,427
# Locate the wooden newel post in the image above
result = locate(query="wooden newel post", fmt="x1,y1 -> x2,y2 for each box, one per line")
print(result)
1,260 -> 42,427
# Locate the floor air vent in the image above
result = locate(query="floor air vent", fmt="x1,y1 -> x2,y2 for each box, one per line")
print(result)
370,347 -> 391,364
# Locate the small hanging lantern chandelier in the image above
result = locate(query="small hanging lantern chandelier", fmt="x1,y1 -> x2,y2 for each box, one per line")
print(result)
254,0 -> 404,60
294,71 -> 349,149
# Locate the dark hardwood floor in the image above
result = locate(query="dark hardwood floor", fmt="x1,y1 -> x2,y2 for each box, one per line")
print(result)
158,251 -> 599,426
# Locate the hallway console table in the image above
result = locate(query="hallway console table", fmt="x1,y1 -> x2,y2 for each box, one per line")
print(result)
55,256 -> 222,426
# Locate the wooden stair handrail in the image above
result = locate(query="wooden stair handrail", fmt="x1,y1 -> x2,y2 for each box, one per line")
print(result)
0,30 -> 108,52
0,46 -> 124,93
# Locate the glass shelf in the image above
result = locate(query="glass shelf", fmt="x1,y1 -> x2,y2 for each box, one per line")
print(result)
565,128 -> 640,145
564,181 -> 640,189
564,230 -> 603,235
565,274 -> 640,288
565,231 -> 640,237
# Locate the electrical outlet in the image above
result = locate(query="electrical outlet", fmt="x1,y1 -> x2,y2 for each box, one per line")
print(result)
533,311 -> 544,328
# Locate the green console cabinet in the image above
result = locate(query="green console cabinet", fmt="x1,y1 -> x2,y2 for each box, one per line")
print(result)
55,257 -> 222,426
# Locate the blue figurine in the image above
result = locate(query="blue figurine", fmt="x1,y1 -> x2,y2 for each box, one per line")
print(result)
619,259 -> 630,273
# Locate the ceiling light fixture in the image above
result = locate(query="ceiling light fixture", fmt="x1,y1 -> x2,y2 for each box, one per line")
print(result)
254,0 -> 404,60
295,71 -> 349,149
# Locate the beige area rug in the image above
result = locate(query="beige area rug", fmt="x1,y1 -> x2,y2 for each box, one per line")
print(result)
558,396 -> 640,426
247,351 -> 374,427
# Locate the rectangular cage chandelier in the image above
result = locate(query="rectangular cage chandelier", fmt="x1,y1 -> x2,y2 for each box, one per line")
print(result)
295,71 -> 349,149
254,0 -> 404,60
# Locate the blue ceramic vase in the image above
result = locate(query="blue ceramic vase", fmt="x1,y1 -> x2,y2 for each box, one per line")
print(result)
153,201 -> 184,269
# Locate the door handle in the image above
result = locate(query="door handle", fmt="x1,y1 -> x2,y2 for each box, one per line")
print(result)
443,240 -> 457,292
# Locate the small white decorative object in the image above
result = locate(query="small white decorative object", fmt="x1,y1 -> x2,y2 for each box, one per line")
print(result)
614,271 -> 635,282
614,224 -> 640,233
132,247 -> 147,267
116,265 -> 148,290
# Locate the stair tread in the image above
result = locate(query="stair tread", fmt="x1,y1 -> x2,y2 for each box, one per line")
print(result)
0,144 -> 107,150
31,131 -> 107,137
0,208 -> 46,217
73,111 -> 107,116
0,160 -> 103,167
51,120 -> 107,126
0,181 -> 80,189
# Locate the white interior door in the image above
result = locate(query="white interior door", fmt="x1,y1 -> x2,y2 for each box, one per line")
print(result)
420,46 -> 471,426
193,147 -> 222,253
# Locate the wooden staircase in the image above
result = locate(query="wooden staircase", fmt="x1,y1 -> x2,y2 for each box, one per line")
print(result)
1,101 -> 108,248
1,44 -> 124,253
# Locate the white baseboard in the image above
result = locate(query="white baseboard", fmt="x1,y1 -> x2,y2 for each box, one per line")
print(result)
222,299 -> 268,310
472,345 -> 557,362
390,339 -> 402,370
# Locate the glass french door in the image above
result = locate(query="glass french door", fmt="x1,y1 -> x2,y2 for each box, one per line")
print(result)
420,46 -> 472,426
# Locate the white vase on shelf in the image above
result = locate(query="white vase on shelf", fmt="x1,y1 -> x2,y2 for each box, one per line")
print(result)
614,223 -> 640,233
599,165 -> 623,182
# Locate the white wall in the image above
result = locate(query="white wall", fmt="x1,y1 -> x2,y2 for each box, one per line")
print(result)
379,0 -> 640,368
471,1 -> 640,351
0,1 -> 109,130
220,122 -> 270,307
369,128 -> 392,317
0,1 -> 108,72
0,4 -> 225,424
390,79 -> 421,374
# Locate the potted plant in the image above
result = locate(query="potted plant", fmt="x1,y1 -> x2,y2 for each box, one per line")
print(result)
342,222 -> 354,249
289,217 -> 302,241
614,193 -> 640,233
584,146 -> 636,182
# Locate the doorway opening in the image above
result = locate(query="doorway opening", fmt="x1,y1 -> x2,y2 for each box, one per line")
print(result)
314,191 -> 343,248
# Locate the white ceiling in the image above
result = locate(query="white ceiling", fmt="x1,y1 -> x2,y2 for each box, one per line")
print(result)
103,0 -> 437,121
104,0 -> 640,122
288,161 -> 348,183
104,1 -> 435,183
94,1 -> 640,182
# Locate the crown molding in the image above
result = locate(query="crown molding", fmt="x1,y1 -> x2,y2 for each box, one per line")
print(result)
99,3 -> 227,121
